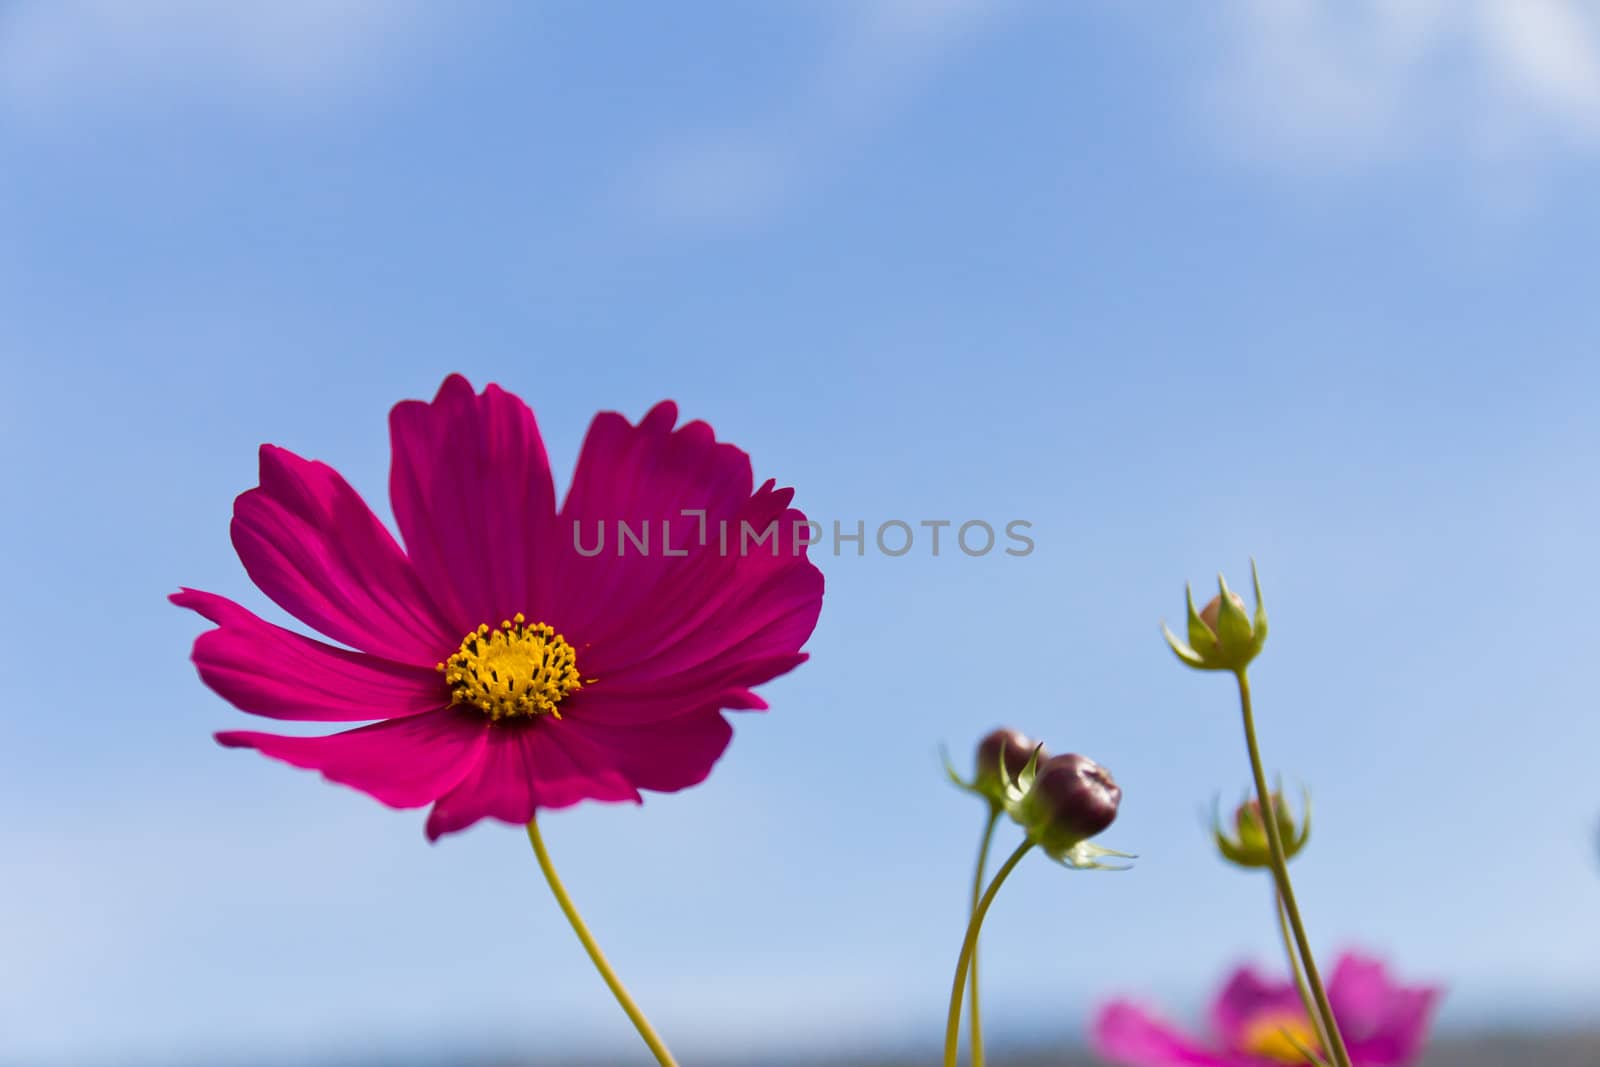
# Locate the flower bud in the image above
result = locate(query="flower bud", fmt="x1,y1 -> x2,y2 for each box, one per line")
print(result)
944,728 -> 1046,811
1199,592 -> 1245,635
1020,753 -> 1122,858
1162,561 -> 1269,672
974,728 -> 1044,798
1214,789 -> 1311,869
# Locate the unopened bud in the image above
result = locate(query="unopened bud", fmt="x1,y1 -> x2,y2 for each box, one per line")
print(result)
1162,562 -> 1269,672
1199,592 -> 1245,635
974,728 -> 1044,799
1020,753 -> 1122,857
1215,789 -> 1311,869
944,727 -> 1046,811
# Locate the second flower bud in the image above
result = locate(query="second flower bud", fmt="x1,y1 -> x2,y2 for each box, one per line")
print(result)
1214,789 -> 1311,869
1018,753 -> 1127,868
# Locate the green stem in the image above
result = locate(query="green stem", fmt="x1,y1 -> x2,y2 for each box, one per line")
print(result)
944,839 -> 1035,1067
526,818 -> 678,1067
1273,883 -> 1330,1058
967,808 -> 1002,1067
1235,671 -> 1352,1067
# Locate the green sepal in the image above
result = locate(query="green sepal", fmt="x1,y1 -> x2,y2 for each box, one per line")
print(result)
1185,583 -> 1215,652
1162,622 -> 1210,670
1047,840 -> 1137,871
1250,558 -> 1269,653
1212,793 -> 1257,867
941,744 -> 997,808
941,744 -> 965,788
995,742 -> 1045,824
1287,785 -> 1312,855
1213,573 -> 1255,665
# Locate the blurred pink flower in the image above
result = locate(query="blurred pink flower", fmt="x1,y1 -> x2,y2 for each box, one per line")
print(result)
175,374 -> 823,839
1093,952 -> 1441,1066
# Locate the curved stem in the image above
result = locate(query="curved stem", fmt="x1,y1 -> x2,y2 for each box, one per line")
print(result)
1235,672 -> 1352,1067
967,808 -> 1002,1067
1273,883 -> 1330,1056
526,819 -> 678,1067
944,839 -> 1035,1067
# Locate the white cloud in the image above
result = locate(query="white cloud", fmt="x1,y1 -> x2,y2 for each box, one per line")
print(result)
0,0 -> 430,118
628,0 -> 1003,232
1191,0 -> 1600,169
1477,0 -> 1600,140
627,0 -> 1600,230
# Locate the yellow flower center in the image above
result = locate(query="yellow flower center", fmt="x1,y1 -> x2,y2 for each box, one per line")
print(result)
1240,1012 -> 1321,1064
437,613 -> 584,721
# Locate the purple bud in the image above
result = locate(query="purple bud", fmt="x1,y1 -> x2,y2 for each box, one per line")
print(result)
974,728 -> 1044,795
1026,753 -> 1121,848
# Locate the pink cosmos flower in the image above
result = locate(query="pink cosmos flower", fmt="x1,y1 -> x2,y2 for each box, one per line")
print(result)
174,374 -> 823,840
1093,952 -> 1441,1067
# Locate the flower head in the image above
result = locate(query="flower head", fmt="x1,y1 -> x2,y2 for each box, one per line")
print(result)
1215,788 -> 1312,870
174,375 -> 824,839
1093,952 -> 1442,1066
1163,563 -> 1268,672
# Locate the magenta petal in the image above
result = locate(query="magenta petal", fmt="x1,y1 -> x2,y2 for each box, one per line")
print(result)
560,709 -> 733,793
542,405 -> 822,738
1327,954 -> 1442,1065
566,652 -> 807,727
1326,953 -> 1403,1030
1093,1002 -> 1244,1067
230,445 -> 456,665
1211,963 -> 1306,1051
550,405 -> 761,641
596,560 -> 821,687
575,480 -> 822,680
389,375 -> 559,632
217,708 -> 488,808
535,723 -> 647,808
173,589 -> 445,722
423,723 -> 641,839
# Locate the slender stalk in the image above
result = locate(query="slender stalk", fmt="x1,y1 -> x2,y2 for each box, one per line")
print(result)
967,808 -> 1002,1067
1234,671 -> 1352,1067
1273,883 -> 1330,1057
944,839 -> 1035,1067
526,818 -> 678,1067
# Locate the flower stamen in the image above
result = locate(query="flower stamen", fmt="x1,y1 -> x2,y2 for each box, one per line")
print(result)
438,613 -> 584,720
1241,1012 -> 1322,1064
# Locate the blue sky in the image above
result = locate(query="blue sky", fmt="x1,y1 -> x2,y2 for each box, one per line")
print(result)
3,2 -> 1600,1063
